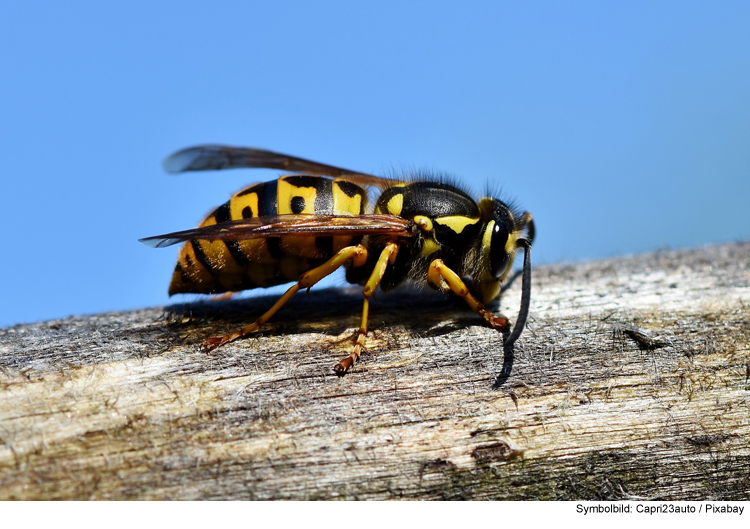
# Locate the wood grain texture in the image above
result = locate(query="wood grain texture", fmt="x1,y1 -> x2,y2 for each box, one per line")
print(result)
1,242 -> 749,500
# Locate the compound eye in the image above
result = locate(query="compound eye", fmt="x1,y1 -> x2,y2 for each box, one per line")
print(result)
489,222 -> 510,278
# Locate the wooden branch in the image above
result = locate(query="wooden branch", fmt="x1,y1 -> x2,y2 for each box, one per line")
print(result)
1,242 -> 749,500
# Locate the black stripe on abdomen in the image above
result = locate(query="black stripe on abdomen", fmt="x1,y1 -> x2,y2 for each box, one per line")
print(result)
260,180 -> 284,259
214,202 -> 253,266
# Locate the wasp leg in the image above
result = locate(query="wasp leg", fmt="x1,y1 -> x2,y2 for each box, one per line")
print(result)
334,242 -> 399,375
202,244 -> 368,352
427,239 -> 532,348
427,259 -> 511,332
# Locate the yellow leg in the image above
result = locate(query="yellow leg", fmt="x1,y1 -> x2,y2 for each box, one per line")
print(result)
202,244 -> 368,352
427,259 -> 510,332
334,242 -> 399,374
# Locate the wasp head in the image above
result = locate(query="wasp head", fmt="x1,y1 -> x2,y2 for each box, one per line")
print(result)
474,197 -> 534,306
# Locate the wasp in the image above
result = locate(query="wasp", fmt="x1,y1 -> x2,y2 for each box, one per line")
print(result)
140,145 -> 534,374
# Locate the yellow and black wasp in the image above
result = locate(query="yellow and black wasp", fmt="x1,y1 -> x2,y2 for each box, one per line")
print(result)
140,145 -> 535,374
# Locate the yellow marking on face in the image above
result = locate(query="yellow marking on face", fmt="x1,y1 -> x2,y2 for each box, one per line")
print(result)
420,239 -> 440,257
434,215 -> 480,234
478,220 -> 496,284
500,232 -> 518,282
413,215 -> 433,231
505,230 -> 519,255
481,220 -> 495,254
278,179 -> 318,214
229,190 -> 260,220
386,193 -> 404,216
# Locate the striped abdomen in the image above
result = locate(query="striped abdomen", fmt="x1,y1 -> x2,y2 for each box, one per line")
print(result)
169,176 -> 367,295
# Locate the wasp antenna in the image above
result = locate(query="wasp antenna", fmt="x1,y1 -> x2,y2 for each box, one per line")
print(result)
503,239 -> 531,348
519,212 -> 535,246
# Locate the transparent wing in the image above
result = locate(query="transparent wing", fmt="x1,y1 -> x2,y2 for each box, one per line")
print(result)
140,214 -> 414,248
162,144 -> 397,188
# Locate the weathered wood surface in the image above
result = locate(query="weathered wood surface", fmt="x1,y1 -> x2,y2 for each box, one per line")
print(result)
1,242 -> 749,500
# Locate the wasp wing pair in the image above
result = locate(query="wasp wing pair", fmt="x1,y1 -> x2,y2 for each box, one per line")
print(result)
143,145 -> 415,248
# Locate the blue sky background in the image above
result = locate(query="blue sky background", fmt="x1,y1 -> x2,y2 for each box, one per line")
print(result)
1,1 -> 749,327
